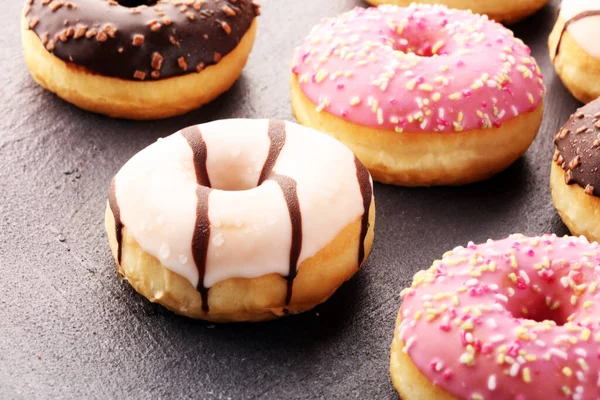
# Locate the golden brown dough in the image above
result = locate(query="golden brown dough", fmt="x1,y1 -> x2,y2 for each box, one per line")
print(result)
105,200 -> 375,323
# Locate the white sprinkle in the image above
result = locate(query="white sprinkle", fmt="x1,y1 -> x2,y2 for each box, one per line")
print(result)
159,242 -> 171,260
575,348 -> 588,357
576,386 -> 584,393
398,325 -> 408,341
509,362 -> 520,377
519,270 -> 530,284
516,355 -> 526,364
435,361 -> 444,372
488,284 -> 499,291
422,294 -> 433,301
495,294 -> 509,303
466,278 -> 478,287
212,232 -> 225,247
489,334 -> 505,343
576,371 -> 585,382
492,304 -> 504,311
377,108 -> 384,125
560,276 -> 570,288
511,105 -> 519,116
419,119 -> 428,130
178,254 -> 188,264
487,79 -> 498,88
465,332 -> 474,343
416,97 -> 423,108
488,375 -> 497,391
438,108 -> 445,119
534,340 -> 547,347
548,348 -> 568,360
403,336 -> 416,353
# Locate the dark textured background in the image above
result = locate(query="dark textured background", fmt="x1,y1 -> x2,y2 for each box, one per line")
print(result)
1,0 -> 578,398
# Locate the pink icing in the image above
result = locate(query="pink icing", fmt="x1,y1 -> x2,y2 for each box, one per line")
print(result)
399,234 -> 600,400
292,4 -> 545,133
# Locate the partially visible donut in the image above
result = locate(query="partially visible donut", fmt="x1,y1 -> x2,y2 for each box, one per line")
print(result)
551,98 -> 600,243
105,119 -> 375,322
291,5 -> 545,186
21,0 -> 260,119
549,1 -> 600,103
391,234 -> 600,400
362,0 -> 548,24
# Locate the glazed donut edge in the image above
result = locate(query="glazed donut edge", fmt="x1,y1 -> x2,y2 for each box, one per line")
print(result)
105,200 -> 375,322
291,75 -> 543,187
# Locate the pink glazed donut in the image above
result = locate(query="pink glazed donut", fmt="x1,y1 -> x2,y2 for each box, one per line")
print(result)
391,234 -> 600,400
290,4 -> 545,186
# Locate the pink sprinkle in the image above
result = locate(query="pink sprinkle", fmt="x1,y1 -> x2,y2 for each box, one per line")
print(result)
462,89 -> 472,98
291,65 -> 299,74
336,83 -> 344,90
516,277 -> 527,290
439,324 -> 451,332
389,98 -> 397,105
507,341 -> 521,357
481,101 -> 488,108
341,110 -> 348,118
540,269 -> 555,282
416,76 -> 425,84
527,250 -> 535,256
457,60 -> 465,67
481,343 -> 493,354
442,369 -> 453,380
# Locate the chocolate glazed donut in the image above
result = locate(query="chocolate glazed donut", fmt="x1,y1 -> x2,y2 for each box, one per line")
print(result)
21,0 -> 260,119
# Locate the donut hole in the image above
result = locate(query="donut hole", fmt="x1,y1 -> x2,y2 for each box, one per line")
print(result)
387,18 -> 452,57
116,0 -> 157,8
504,291 -> 572,326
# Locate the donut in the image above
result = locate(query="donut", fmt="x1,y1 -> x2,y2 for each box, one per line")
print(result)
551,99 -> 600,243
362,0 -> 548,24
391,234 -> 600,400
21,0 -> 260,120
105,119 -> 375,322
549,1 -> 600,104
290,5 -> 545,187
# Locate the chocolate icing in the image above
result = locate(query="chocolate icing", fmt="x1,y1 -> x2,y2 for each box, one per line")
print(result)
181,126 -> 212,312
553,10 -> 600,60
270,174 -> 302,305
554,99 -> 600,197
257,120 -> 285,185
354,157 -> 372,266
24,0 -> 259,80
108,178 -> 123,264
191,186 -> 211,312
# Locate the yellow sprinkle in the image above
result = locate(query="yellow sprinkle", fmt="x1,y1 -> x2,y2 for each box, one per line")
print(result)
472,394 -> 483,400
350,96 -> 361,106
371,99 -> 379,114
497,353 -> 505,364
461,321 -> 474,331
581,328 -> 591,341
509,272 -> 517,283
562,367 -> 572,377
406,79 -> 417,91
527,92 -> 535,104
590,282 -> 597,293
522,367 -> 531,383
432,40 -> 445,54
377,108 -> 384,125
584,300 -> 594,309
510,254 -> 518,268
562,386 -> 571,396
457,112 -> 463,122
315,70 -> 328,83
418,84 -> 433,92
439,65 -> 449,72
449,92 -> 461,100
396,24 -> 404,34
471,80 -> 483,90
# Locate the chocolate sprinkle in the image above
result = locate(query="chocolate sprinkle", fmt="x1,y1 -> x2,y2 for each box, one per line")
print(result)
28,0 -> 259,80
554,98 -> 600,197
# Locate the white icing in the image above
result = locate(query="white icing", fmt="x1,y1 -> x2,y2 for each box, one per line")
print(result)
114,119 -> 371,289
560,0 -> 600,59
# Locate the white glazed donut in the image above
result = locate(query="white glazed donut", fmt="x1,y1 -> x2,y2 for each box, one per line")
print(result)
105,119 -> 375,322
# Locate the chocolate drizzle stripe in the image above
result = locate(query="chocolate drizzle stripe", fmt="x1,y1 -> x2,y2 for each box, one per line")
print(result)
182,127 -> 212,312
354,157 -> 372,266
181,126 -> 211,187
270,174 -> 303,305
108,178 -> 124,265
191,186 -> 212,312
258,120 -> 286,185
553,10 -> 600,60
